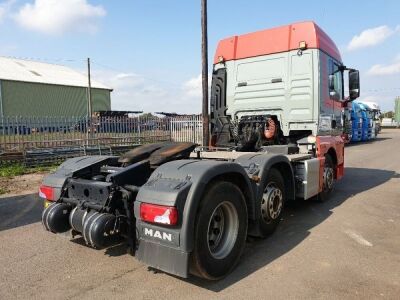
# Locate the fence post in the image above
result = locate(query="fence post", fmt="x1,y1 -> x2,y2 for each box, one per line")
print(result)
169,117 -> 172,142
15,116 -> 20,151
0,116 -> 3,151
137,115 -> 141,144
192,116 -> 196,144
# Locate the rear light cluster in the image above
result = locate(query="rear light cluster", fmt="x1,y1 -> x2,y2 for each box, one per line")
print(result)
140,203 -> 178,225
39,185 -> 55,201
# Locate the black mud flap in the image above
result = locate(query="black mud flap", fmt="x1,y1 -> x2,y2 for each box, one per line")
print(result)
135,219 -> 189,277
136,239 -> 190,278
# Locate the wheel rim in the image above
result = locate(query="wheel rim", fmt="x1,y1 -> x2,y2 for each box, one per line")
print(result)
207,201 -> 239,259
323,167 -> 334,191
261,183 -> 283,222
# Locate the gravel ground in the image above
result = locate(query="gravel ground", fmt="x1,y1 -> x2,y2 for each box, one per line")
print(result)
0,172 -> 46,196
0,129 -> 399,300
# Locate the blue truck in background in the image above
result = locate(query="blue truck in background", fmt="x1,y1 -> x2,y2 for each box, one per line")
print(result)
350,101 -> 380,142
358,102 -> 372,141
351,102 -> 363,142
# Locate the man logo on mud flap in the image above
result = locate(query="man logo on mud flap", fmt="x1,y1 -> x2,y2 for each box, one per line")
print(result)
144,228 -> 172,242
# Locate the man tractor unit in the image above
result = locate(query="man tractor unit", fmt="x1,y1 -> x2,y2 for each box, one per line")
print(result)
40,22 -> 360,280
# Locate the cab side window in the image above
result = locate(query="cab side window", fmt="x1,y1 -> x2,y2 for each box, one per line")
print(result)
329,58 -> 343,101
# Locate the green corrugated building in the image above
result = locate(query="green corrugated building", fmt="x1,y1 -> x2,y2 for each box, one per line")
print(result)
395,97 -> 400,123
0,57 -> 112,118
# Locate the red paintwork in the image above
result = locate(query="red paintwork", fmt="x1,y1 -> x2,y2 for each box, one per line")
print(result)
316,136 -> 345,192
341,133 -> 351,144
214,21 -> 342,64
264,118 -> 276,139
317,157 -> 325,193
324,100 -> 343,109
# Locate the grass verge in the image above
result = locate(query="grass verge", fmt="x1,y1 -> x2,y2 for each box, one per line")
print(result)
0,164 -> 59,178
0,187 -> 9,195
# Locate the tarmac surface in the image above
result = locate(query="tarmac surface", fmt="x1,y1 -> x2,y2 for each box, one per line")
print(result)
0,129 -> 399,299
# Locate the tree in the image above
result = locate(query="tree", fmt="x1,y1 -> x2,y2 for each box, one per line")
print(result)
380,111 -> 394,120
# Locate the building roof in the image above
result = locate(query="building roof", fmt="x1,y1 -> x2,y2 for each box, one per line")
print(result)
214,21 -> 341,64
0,56 -> 112,90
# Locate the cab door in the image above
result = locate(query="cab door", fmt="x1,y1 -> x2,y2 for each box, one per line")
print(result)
329,59 -> 344,135
319,52 -> 343,135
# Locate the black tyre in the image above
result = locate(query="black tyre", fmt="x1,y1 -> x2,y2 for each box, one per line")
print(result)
191,181 -> 248,280
317,154 -> 335,202
258,168 -> 285,237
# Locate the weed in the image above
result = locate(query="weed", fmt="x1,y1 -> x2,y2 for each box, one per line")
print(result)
0,164 -> 26,177
0,163 -> 59,177
0,187 -> 9,195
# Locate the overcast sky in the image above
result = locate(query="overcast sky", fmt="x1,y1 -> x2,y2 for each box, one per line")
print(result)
1,0 -> 400,112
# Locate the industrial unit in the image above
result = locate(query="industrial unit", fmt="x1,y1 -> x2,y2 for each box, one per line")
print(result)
0,57 -> 112,118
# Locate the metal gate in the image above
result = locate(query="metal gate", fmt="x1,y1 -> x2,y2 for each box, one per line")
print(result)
170,115 -> 202,145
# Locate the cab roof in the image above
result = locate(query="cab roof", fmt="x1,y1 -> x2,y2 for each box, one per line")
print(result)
214,21 -> 341,64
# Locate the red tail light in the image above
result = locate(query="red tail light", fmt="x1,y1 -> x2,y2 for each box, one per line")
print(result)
39,185 -> 55,201
140,203 -> 178,225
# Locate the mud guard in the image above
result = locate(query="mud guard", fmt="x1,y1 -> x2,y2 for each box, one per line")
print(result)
135,159 -> 254,277
234,153 -> 295,236
135,154 -> 294,277
235,153 -> 296,203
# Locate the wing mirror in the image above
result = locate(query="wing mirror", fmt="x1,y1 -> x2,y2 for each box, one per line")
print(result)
349,70 -> 360,100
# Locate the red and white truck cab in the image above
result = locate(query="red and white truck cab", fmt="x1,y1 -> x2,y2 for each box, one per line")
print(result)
40,21 -> 360,280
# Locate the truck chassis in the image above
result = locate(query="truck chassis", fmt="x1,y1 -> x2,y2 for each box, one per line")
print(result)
41,138 -> 342,280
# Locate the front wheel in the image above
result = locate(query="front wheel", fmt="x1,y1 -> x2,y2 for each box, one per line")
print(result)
317,154 -> 335,202
190,181 -> 248,280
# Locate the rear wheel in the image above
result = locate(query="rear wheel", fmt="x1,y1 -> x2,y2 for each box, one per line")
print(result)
317,154 -> 335,202
258,168 -> 285,237
191,181 -> 247,280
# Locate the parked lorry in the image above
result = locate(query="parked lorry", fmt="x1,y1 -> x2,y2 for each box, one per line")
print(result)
356,102 -> 372,141
361,101 -> 381,138
351,101 -> 363,142
40,21 -> 360,280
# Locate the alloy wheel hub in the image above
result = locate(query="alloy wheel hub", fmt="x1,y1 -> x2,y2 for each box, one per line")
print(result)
261,184 -> 283,221
323,167 -> 334,190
